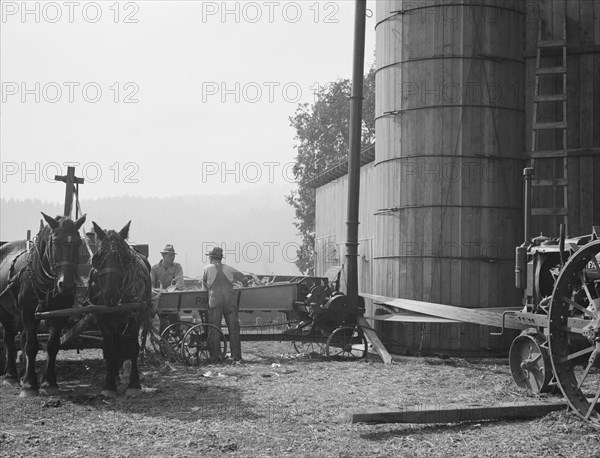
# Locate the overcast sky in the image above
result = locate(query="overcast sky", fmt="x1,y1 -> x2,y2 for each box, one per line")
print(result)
1,0 -> 377,203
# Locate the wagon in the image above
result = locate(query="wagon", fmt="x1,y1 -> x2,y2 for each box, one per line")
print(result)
155,272 -> 370,365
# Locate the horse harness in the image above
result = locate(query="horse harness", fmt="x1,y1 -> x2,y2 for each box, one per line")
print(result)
0,233 -> 81,313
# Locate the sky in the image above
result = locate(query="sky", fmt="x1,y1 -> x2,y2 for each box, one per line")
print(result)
0,0 -> 377,203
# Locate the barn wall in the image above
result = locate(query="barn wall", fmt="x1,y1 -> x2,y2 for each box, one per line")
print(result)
525,0 -> 600,237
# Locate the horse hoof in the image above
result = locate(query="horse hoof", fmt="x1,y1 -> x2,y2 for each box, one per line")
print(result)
125,387 -> 142,398
1,375 -> 19,386
40,385 -> 59,396
101,390 -> 117,399
19,388 -> 39,398
120,360 -> 132,386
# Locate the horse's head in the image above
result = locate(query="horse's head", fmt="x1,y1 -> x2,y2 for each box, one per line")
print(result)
91,221 -> 133,306
41,212 -> 86,294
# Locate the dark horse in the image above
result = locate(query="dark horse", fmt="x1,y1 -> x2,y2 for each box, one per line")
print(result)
87,221 -> 151,398
0,213 -> 86,396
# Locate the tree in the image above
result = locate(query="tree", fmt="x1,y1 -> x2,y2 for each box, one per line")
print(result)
286,64 -> 376,274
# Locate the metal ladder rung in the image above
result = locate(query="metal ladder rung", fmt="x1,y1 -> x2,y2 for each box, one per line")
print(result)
532,179 -> 568,187
531,208 -> 568,216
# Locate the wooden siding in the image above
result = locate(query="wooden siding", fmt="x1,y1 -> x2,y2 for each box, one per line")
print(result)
525,0 -> 600,237
313,0 -> 598,356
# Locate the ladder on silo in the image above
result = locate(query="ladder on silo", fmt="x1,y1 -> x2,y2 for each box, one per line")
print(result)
530,13 -> 568,233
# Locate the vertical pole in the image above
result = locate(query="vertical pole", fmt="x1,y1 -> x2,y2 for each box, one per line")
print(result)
524,167 -> 533,243
345,0 -> 366,308
63,167 -> 75,217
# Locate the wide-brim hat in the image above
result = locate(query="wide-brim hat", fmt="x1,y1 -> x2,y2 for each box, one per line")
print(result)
206,247 -> 223,259
160,244 -> 177,254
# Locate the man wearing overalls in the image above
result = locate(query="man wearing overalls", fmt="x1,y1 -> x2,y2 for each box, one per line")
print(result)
202,247 -> 246,363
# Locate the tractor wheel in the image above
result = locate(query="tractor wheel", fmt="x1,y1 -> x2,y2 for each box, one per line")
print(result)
548,239 -> 600,427
509,329 -> 553,393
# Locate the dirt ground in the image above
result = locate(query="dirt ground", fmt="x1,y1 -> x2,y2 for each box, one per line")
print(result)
1,342 -> 599,458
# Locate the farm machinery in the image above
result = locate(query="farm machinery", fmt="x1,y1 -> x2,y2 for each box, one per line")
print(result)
156,270 -> 370,365
508,168 -> 600,425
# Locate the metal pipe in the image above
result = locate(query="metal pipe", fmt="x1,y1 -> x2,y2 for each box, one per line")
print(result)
523,167 -> 534,244
345,0 -> 366,309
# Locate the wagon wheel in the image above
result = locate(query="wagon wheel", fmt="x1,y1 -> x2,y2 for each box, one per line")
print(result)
159,322 -> 193,356
326,326 -> 368,360
180,323 -> 226,366
548,239 -> 600,427
509,329 -> 553,394
293,340 -> 326,356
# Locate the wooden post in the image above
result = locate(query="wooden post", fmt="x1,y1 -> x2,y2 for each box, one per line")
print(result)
54,166 -> 84,218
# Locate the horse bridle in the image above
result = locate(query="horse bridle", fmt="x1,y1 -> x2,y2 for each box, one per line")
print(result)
92,242 -> 131,280
29,231 -> 81,295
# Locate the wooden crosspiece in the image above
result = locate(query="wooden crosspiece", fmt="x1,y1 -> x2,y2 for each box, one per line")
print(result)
54,166 -> 84,218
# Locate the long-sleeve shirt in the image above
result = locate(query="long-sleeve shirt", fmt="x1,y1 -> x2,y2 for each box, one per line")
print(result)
150,260 -> 184,289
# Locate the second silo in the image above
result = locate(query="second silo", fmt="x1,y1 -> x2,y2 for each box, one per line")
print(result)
374,0 -> 525,355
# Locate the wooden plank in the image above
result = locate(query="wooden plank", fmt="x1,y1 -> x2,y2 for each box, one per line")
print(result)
59,313 -> 95,347
36,302 -> 143,319
356,316 -> 392,364
366,313 -> 460,324
361,293 -> 526,331
348,401 -> 568,424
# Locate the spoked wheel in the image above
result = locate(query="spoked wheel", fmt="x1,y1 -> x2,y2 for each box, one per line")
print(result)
326,326 -> 368,360
181,323 -> 226,366
509,330 -> 553,394
548,239 -> 600,427
160,322 -> 193,356
292,340 -> 326,355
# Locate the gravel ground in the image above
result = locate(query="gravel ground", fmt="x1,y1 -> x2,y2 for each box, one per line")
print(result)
0,342 -> 599,457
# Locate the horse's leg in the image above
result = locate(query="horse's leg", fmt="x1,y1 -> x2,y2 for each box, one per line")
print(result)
0,311 -> 19,383
40,317 -> 67,395
97,317 -> 118,398
20,309 -> 39,397
123,317 -> 141,397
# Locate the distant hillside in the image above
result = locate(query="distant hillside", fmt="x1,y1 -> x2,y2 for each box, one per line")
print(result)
0,186 -> 301,277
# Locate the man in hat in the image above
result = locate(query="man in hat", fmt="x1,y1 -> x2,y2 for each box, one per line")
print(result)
151,244 -> 184,331
202,247 -> 246,363
151,244 -> 184,290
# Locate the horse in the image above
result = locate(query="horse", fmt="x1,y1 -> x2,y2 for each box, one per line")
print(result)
87,221 -> 152,398
0,213 -> 86,397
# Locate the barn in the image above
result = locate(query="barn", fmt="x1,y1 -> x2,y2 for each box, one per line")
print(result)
309,0 -> 600,357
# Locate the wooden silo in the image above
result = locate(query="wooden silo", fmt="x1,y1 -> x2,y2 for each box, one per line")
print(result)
373,0 -> 526,355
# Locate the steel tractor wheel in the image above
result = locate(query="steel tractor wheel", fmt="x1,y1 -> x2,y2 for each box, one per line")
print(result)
548,239 -> 600,427
509,329 -> 553,394
180,323 -> 226,365
326,326 -> 368,360
160,322 -> 193,356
